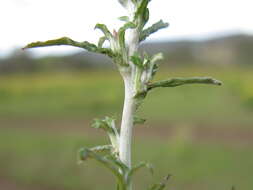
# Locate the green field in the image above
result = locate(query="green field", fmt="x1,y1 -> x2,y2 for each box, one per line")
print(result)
0,66 -> 253,124
0,66 -> 253,190
0,127 -> 253,190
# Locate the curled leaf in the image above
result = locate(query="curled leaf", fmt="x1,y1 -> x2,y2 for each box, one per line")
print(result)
92,117 -> 118,134
148,53 -> 164,80
118,22 -> 137,62
150,53 -> 163,64
92,117 -> 120,152
95,24 -> 113,40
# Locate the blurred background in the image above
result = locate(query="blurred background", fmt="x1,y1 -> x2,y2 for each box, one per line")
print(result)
0,0 -> 253,190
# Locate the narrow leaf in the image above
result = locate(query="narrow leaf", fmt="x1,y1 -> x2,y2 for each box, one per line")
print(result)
98,36 -> 107,48
92,116 -> 117,134
109,157 -> 130,174
151,64 -> 159,78
148,77 -> 222,90
135,0 -> 150,21
150,53 -> 163,64
150,53 -> 163,79
23,37 -> 97,51
95,24 -> 113,40
127,162 -> 153,185
130,53 -> 143,68
133,0 -> 150,29
148,174 -> 171,190
79,148 -> 126,190
134,116 -> 146,125
90,145 -> 113,153
131,162 -> 154,176
92,117 -> 119,150
118,22 -> 136,53
118,16 -> 130,22
140,20 -> 169,42
23,37 -> 115,58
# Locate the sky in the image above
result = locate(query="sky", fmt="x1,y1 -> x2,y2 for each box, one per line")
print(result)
0,0 -> 252,57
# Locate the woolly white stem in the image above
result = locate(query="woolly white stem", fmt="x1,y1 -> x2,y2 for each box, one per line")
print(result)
119,76 -> 136,168
119,26 -> 140,170
119,0 -> 139,173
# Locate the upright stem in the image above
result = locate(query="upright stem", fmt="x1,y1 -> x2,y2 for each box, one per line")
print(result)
119,4 -> 140,185
119,75 -> 136,168
119,17 -> 140,170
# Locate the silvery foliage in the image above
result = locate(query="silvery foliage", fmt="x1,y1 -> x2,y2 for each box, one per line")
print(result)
24,0 -> 222,189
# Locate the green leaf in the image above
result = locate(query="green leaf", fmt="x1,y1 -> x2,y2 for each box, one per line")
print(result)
148,174 -> 171,190
90,145 -> 113,154
127,162 -> 153,182
130,53 -> 143,68
150,53 -> 163,64
79,148 -> 127,190
23,37 -> 115,58
126,162 -> 153,185
133,116 -> 146,125
134,0 -> 150,28
92,117 -> 119,151
118,22 -> 136,55
23,37 -> 97,51
98,36 -> 107,48
95,24 -> 113,40
118,16 -> 130,22
149,53 -> 163,79
92,116 -> 116,134
140,20 -> 169,42
135,0 -> 150,20
109,156 -> 130,174
148,77 -> 222,91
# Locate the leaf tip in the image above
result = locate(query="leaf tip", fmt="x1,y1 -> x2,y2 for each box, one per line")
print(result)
79,148 -> 89,162
212,79 -> 223,86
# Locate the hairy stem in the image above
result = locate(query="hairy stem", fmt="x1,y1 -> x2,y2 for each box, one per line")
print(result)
119,2 -> 140,170
119,75 -> 136,168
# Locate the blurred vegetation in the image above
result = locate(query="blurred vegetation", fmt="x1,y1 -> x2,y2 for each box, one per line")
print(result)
0,128 -> 252,190
0,67 -> 253,125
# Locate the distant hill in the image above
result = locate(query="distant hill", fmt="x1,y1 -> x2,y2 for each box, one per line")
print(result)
141,34 -> 253,66
0,34 -> 252,73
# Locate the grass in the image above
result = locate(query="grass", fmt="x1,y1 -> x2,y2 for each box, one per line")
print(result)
0,66 -> 253,125
0,127 -> 252,190
0,66 -> 253,189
